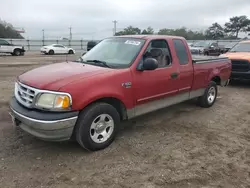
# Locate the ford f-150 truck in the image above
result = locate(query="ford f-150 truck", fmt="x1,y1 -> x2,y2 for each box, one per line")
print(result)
219,40 -> 250,81
9,35 -> 231,151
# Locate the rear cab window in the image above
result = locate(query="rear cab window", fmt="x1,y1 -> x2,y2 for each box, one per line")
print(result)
173,39 -> 189,65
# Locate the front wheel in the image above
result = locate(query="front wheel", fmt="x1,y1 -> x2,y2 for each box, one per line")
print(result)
204,52 -> 209,56
48,50 -> 54,55
75,103 -> 120,151
68,50 -> 74,54
197,81 -> 217,108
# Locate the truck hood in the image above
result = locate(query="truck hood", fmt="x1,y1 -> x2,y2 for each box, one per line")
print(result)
18,61 -> 112,91
220,52 -> 250,61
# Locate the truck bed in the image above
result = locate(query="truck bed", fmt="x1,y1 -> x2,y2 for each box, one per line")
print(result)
192,55 -> 229,64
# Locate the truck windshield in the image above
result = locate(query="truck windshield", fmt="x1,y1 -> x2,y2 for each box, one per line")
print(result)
229,42 -> 250,52
79,37 -> 145,68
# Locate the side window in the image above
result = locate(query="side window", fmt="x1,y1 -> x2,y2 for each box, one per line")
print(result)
173,39 -> 189,65
211,43 -> 218,47
143,39 -> 172,68
53,45 -> 64,48
0,39 -> 9,45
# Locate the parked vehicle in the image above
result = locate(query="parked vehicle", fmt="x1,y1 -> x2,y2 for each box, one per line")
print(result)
220,40 -> 250,81
190,40 -> 223,56
0,39 -> 25,56
40,44 -> 75,55
187,42 -> 193,48
81,41 -> 98,56
9,35 -> 231,151
220,42 -> 238,53
87,41 -> 98,51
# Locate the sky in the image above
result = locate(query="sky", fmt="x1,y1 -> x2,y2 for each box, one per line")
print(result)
1,0 -> 250,39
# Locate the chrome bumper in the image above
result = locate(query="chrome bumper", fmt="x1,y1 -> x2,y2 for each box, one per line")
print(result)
10,107 -> 77,141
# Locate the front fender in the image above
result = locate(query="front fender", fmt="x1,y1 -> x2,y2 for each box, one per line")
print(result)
75,90 -> 127,111
60,72 -> 134,111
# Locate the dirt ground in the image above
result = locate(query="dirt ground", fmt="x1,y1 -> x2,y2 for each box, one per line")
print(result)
0,52 -> 250,188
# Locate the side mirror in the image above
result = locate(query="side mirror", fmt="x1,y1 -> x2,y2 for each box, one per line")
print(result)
138,58 -> 158,71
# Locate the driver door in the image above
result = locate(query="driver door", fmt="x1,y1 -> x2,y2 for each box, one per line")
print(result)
132,39 -> 180,116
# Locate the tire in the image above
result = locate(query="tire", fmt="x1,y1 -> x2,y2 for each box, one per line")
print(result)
204,52 -> 209,56
68,50 -> 74,54
13,49 -> 21,56
75,103 -> 120,151
197,81 -> 217,108
48,50 -> 54,55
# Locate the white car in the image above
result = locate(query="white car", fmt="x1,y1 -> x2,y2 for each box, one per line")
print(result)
0,39 -> 25,56
40,44 -> 75,55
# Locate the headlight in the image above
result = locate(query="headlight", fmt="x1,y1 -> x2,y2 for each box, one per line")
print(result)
35,93 -> 72,110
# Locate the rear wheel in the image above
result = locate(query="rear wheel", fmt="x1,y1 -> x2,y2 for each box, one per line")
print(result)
75,103 -> 120,151
197,81 -> 217,108
13,49 -> 21,56
48,50 -> 54,55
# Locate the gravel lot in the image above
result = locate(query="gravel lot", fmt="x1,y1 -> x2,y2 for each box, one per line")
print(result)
0,52 -> 250,188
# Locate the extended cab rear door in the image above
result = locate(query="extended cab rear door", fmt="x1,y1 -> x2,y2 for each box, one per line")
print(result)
171,38 -> 193,94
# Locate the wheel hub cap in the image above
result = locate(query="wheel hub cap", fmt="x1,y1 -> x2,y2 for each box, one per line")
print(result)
90,114 -> 114,144
96,123 -> 106,133
207,87 -> 216,104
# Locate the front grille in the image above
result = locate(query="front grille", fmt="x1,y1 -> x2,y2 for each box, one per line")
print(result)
15,82 -> 38,108
232,60 -> 250,72
231,60 -> 250,72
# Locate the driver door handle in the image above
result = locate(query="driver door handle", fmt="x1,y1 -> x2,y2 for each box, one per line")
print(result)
171,72 -> 179,79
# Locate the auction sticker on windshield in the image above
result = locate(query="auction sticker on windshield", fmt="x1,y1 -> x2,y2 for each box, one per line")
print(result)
125,40 -> 141,45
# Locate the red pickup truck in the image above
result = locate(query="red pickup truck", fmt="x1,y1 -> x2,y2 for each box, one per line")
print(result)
9,35 -> 231,151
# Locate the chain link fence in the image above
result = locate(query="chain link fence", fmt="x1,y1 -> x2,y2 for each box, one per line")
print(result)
1,38 -> 241,51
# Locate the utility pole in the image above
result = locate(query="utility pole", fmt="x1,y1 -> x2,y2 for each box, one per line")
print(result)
42,29 -> 45,46
112,20 -> 117,36
69,27 -> 72,40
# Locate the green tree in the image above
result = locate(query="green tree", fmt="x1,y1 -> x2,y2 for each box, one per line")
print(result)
141,26 -> 154,34
205,22 -> 225,39
115,26 -> 141,36
0,19 -> 24,39
224,15 -> 250,38
158,27 -> 206,40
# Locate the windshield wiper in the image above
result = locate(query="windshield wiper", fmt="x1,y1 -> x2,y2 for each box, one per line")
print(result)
73,56 -> 85,63
86,60 -> 111,68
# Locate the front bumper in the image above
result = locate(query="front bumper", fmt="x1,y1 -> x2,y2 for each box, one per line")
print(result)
9,97 -> 79,141
40,50 -> 47,54
230,71 -> 250,80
